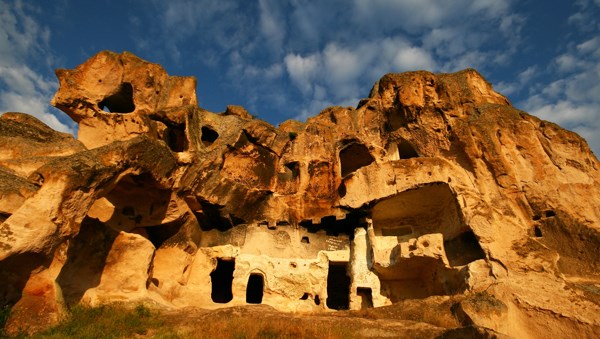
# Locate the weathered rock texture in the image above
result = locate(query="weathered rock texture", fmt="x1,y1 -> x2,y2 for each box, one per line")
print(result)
1,51 -> 600,337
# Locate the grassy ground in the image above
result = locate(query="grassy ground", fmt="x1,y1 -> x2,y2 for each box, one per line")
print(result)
12,304 -> 361,339
4,295 -> 480,338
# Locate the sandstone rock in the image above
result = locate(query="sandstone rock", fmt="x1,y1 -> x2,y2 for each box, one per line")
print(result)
1,51 -> 600,337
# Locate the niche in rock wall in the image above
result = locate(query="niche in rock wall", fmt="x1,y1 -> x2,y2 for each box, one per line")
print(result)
201,126 -> 219,146
377,257 -> 463,301
326,262 -> 350,310
443,231 -> 486,267
397,139 -> 419,159
372,183 -> 468,240
246,273 -> 264,304
210,258 -> 235,303
86,173 -> 173,232
98,82 -> 135,113
357,287 -> 373,309
339,142 -> 375,177
165,124 -> 187,152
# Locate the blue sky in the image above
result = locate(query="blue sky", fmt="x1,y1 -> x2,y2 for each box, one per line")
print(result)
1,0 -> 599,153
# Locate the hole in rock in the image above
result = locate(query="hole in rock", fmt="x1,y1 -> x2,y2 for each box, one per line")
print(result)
357,287 -> 373,309
314,295 -> 321,305
285,162 -> 300,179
246,273 -> 264,304
533,214 -> 541,221
398,139 -> 419,159
534,225 -> 543,237
166,124 -> 187,152
338,182 -> 347,197
0,211 -> 11,223
444,231 -> 486,267
210,259 -> 235,303
195,200 -> 237,232
545,210 -> 556,218
121,206 -> 135,216
145,219 -> 185,249
326,262 -> 350,310
372,183 -> 467,241
300,210 -> 364,238
339,142 -> 375,177
201,126 -> 219,146
301,236 -> 310,244
98,82 -> 135,113
300,293 -> 309,300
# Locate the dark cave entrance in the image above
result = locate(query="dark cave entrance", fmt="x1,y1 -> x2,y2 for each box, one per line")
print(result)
397,139 -> 419,159
443,231 -> 486,267
246,273 -> 264,304
98,82 -> 135,113
201,126 -> 219,146
165,124 -> 187,152
326,262 -> 350,310
357,287 -> 373,309
210,258 -> 235,303
339,142 -> 375,177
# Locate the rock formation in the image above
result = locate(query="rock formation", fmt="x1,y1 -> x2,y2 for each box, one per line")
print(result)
1,51 -> 600,337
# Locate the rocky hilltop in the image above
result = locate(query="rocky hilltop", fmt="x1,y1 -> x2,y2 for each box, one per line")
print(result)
1,51 -> 600,337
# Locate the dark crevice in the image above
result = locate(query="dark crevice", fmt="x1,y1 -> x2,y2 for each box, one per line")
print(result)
444,231 -> 486,267
201,126 -> 219,146
339,142 -> 375,177
98,82 -> 135,113
194,200 -> 237,232
299,210 -> 366,238
397,139 -> 419,159
165,124 -> 187,152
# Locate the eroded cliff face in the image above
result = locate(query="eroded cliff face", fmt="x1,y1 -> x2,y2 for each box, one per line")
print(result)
1,51 -> 599,337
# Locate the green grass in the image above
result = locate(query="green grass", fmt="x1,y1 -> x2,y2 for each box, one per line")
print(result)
8,304 -> 357,339
30,304 -> 177,339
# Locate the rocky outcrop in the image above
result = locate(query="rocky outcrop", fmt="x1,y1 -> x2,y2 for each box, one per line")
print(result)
1,51 -> 600,337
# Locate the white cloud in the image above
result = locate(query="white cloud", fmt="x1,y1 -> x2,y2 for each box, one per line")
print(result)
520,2 -> 600,153
284,53 -> 320,95
0,0 -> 74,134
393,47 -> 436,71
258,0 -> 286,54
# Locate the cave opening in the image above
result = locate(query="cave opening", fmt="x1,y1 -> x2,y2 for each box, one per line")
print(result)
534,225 -> 543,237
326,262 -> 350,310
165,124 -> 187,152
210,258 -> 235,303
397,139 -> 419,159
357,287 -> 373,309
339,142 -> 375,177
98,82 -> 135,113
201,126 -> 219,146
443,231 -> 486,267
246,273 -> 264,304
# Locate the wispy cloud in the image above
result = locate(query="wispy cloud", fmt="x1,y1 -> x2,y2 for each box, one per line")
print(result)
521,1 -> 600,153
0,0 -> 74,133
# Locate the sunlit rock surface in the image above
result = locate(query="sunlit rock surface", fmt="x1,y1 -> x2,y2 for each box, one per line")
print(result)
1,51 -> 600,337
